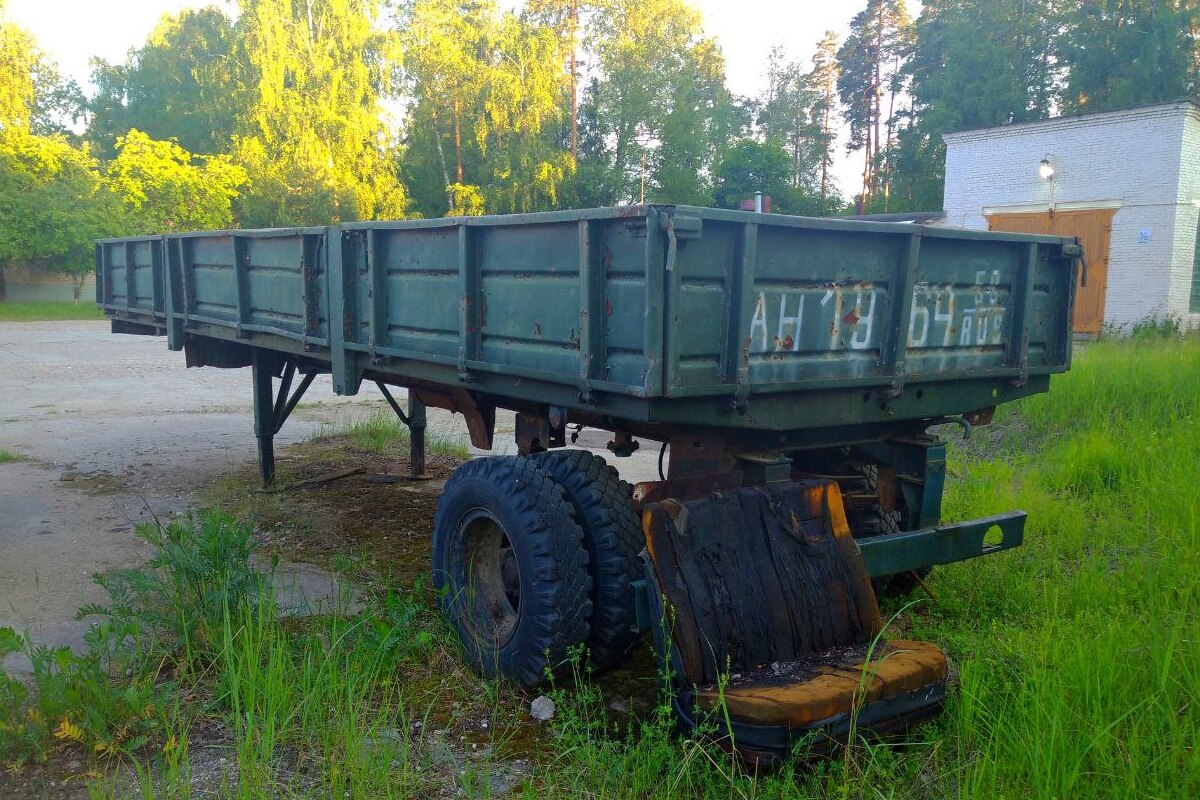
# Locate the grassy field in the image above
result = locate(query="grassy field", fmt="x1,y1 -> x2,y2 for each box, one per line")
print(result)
1,335 -> 1197,798
0,301 -> 106,321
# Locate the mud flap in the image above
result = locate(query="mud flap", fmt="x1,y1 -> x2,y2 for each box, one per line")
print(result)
640,479 -> 948,761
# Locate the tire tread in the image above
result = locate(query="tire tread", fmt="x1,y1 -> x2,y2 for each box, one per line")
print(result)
432,456 -> 591,686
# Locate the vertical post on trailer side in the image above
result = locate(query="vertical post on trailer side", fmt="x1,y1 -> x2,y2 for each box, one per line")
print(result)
409,392 -> 427,478
252,351 -> 276,487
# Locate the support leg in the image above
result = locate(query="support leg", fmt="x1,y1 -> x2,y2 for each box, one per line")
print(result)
409,393 -> 427,478
252,352 -> 276,488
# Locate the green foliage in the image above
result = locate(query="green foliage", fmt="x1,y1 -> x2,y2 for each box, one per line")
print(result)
233,0 -> 407,226
744,42 -> 846,215
0,5 -> 82,136
577,0 -> 736,206
0,11 -> 125,291
107,129 -> 246,233
889,0 -> 1061,212
757,46 -> 819,190
28,67 -> 83,138
0,3 -> 37,130
401,0 -> 573,217
909,0 -> 1057,135
81,511 -> 266,674
713,138 -> 812,214
837,0 -> 913,209
1058,0 -> 1200,114
0,624 -> 167,767
0,129 -> 124,276
1128,312 -> 1183,340
931,336 -> 1200,798
312,410 -> 471,459
88,6 -> 241,158
1,509 -> 444,782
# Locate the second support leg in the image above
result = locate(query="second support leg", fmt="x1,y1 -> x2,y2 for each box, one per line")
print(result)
409,393 -> 427,478
252,352 -> 276,488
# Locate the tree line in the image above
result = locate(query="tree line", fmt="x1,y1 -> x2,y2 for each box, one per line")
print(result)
2,0 -> 1198,297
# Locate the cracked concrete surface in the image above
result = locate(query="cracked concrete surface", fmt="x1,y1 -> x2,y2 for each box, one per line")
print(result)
0,320 -> 660,674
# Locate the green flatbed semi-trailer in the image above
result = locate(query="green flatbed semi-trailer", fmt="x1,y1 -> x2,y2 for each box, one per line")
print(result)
98,204 -> 1079,758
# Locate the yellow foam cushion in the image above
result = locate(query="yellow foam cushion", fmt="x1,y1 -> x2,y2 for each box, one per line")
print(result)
694,639 -> 947,728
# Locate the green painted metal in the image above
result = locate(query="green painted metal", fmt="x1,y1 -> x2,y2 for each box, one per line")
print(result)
857,437 -> 947,529
96,205 -> 1078,436
856,510 -> 1026,577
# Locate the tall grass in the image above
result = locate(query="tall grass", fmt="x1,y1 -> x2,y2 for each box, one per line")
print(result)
1,512 -> 460,796
932,336 -> 1200,798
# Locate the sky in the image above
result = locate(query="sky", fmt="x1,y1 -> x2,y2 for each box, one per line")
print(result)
6,0 -> 882,196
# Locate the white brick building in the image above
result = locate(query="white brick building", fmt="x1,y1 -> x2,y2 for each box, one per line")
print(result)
941,100 -> 1200,334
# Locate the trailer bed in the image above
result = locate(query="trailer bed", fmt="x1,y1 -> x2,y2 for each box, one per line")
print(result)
97,205 -> 1077,446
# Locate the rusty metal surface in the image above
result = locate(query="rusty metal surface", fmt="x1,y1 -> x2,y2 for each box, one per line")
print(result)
630,470 -> 744,512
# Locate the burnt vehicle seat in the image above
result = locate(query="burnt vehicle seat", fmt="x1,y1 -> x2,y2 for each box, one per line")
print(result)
641,479 -> 948,761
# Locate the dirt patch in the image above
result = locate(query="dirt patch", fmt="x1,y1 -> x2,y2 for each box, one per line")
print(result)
57,469 -> 129,496
204,439 -> 459,592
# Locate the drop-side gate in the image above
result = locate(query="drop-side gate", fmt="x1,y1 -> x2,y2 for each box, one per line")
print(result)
97,205 -> 1079,759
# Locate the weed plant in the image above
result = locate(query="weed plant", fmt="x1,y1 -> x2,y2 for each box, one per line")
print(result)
314,411 -> 470,460
2,513 -> 458,796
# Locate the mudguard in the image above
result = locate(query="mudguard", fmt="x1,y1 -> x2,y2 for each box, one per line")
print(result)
641,479 -> 948,761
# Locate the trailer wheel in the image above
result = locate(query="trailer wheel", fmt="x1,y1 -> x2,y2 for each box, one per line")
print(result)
432,456 -> 591,687
532,450 -> 643,670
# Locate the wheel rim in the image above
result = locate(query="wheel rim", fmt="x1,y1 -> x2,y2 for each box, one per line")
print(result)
455,508 -> 521,648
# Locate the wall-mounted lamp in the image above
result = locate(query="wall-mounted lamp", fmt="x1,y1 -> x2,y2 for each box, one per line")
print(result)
1038,155 -> 1056,181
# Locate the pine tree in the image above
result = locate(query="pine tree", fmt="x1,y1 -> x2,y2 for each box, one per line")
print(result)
837,0 -> 912,210
892,0 -> 1062,212
1058,0 -> 1199,113
809,31 -> 840,211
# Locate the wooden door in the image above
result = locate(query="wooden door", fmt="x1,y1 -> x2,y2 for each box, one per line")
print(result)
987,209 -> 1115,336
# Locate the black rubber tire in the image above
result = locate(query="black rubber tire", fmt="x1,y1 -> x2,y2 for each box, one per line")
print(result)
532,449 -> 644,670
431,456 -> 591,687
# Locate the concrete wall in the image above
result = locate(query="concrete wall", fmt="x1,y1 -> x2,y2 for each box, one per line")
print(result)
942,101 -> 1198,331
2,264 -> 96,303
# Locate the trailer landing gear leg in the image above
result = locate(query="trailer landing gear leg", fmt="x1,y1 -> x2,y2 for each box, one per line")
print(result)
409,393 -> 427,479
252,353 -> 317,488
375,382 -> 430,479
252,353 -> 276,487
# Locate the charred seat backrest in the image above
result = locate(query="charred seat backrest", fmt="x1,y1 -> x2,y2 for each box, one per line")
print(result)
643,480 -> 882,687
